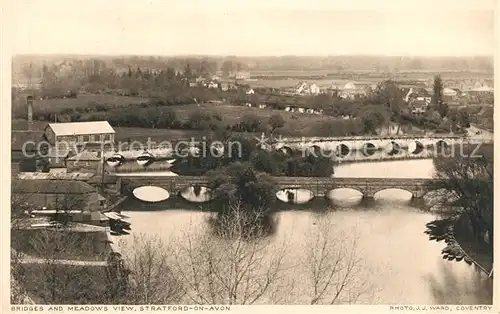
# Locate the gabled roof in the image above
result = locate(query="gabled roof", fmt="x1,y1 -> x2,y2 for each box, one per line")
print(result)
47,121 -> 115,137
342,82 -> 356,90
67,151 -> 101,161
12,179 -> 96,194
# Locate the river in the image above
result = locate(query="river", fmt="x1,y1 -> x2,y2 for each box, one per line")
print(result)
119,159 -> 493,305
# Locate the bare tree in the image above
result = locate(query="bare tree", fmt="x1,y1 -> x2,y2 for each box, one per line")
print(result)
118,234 -> 184,304
11,227 -> 109,304
299,218 -> 374,305
169,202 -> 289,305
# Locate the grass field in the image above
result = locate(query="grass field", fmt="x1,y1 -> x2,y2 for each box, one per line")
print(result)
12,102 -> 336,142
173,103 -> 334,130
12,94 -> 150,114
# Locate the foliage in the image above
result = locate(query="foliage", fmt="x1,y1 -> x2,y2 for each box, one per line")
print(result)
432,75 -> 443,105
268,113 -> 285,134
429,144 -> 493,247
207,163 -> 278,215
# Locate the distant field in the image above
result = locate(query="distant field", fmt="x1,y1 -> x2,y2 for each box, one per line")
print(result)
12,94 -> 150,113
247,70 -> 493,89
247,78 -> 380,89
12,103 -> 336,141
174,103 -> 334,129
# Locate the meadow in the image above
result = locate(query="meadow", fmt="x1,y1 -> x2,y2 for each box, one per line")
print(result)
12,94 -> 149,116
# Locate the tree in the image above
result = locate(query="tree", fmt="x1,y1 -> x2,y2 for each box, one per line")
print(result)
430,144 -> 493,245
11,226 -> 111,304
118,234 -> 184,304
169,203 -> 289,304
268,114 -> 285,135
300,218 -> 373,304
183,63 -> 193,80
432,75 -> 443,105
207,162 -> 277,215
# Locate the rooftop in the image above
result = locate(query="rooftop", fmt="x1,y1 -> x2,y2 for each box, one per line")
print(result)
47,121 -> 115,136
12,179 -> 97,194
17,172 -> 95,181
67,151 -> 101,161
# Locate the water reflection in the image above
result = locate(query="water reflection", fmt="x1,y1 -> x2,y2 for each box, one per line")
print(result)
119,159 -> 492,304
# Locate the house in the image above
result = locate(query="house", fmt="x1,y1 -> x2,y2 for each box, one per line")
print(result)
310,83 -> 321,95
442,87 -> 458,97
208,81 -> 219,89
66,151 -> 102,174
410,100 -> 429,116
189,81 -> 198,88
231,71 -> 251,80
246,88 -> 255,95
294,82 -> 321,95
339,82 -> 366,99
44,121 -> 115,156
258,104 -> 267,109
12,179 -> 101,211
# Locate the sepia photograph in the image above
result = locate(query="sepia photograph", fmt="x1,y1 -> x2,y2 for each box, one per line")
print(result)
4,0 -> 496,310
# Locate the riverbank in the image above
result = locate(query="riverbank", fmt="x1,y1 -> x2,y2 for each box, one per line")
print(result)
453,217 -> 493,277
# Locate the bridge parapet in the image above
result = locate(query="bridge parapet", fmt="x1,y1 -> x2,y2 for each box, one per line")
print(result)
118,175 -> 442,199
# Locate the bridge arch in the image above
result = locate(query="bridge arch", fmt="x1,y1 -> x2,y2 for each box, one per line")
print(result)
408,141 -> 424,154
305,145 -> 322,156
385,141 -> 401,156
276,188 -> 314,204
106,153 -> 125,167
372,187 -> 429,199
335,143 -> 350,158
435,140 -> 449,154
136,152 -> 155,166
362,142 -> 377,156
326,187 -> 364,199
179,185 -> 213,203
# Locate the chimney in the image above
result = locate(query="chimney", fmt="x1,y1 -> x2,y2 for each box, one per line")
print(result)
27,96 -> 33,131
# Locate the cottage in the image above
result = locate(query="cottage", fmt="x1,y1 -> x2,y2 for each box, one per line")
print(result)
258,104 -> 267,109
12,179 -> 101,211
246,88 -> 255,95
442,87 -> 458,97
410,100 -> 428,116
208,81 -> 219,89
66,151 -> 102,174
189,81 -> 198,88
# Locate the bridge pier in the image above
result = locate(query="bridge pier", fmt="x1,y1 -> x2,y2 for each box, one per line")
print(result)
410,193 -> 427,208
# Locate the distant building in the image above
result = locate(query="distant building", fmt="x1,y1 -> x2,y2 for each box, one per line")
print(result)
11,179 -> 101,211
442,87 -> 458,97
231,71 -> 251,80
246,88 -> 255,95
66,151 -> 102,174
410,99 -> 429,116
208,81 -> 219,89
295,82 -> 321,95
44,121 -> 115,158
339,82 -> 366,99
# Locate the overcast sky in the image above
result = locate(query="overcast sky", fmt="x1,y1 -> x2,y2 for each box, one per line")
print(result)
6,0 -> 496,56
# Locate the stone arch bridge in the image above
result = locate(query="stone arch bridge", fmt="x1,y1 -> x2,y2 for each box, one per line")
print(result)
118,175 -> 443,200
274,134 -> 488,157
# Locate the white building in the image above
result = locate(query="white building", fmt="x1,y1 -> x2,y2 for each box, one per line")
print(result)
246,88 -> 255,95
44,121 -> 115,156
